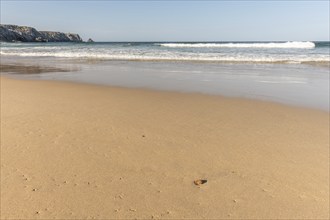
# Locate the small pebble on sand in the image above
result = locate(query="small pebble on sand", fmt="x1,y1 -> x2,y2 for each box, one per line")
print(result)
194,179 -> 207,186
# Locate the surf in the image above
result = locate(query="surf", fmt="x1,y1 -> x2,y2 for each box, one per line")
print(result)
158,41 -> 316,49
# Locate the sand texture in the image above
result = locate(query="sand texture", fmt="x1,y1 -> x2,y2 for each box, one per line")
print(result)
1,76 -> 329,219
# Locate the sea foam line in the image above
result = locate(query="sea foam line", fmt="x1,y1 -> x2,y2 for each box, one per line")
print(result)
158,41 -> 316,49
1,51 -> 329,64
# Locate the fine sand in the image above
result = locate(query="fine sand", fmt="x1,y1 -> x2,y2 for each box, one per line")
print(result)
1,76 -> 329,219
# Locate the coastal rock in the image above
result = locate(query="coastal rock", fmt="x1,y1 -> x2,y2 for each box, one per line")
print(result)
87,38 -> 94,43
40,31 -> 82,42
0,25 -> 44,42
0,24 -> 83,42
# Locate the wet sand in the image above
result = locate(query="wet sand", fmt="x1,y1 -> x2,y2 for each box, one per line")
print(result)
0,64 -> 70,74
1,76 -> 329,219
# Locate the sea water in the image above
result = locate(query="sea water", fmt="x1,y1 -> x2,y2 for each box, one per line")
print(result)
1,41 -> 329,110
1,41 -> 329,63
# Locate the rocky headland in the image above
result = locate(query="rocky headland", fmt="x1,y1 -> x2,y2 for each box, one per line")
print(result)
0,24 -> 83,42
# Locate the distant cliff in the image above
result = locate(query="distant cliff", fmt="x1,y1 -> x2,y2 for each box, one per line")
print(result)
0,24 -> 83,42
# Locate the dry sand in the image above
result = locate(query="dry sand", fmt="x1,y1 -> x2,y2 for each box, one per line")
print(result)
1,76 -> 329,219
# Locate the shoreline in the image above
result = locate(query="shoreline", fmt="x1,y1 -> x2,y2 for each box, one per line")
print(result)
3,73 -> 329,113
1,76 -> 329,219
1,61 -> 329,111
1,54 -> 330,67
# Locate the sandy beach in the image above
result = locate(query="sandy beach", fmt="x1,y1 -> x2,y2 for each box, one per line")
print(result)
1,76 -> 329,219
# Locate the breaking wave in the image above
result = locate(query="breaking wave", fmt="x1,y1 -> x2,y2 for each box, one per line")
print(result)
1,51 -> 328,64
1,41 -> 328,65
158,41 -> 316,49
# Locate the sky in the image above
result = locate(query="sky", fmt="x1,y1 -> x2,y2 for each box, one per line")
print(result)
1,1 -> 329,42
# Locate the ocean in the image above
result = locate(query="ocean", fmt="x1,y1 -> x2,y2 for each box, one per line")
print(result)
1,41 -> 329,110
1,41 -> 329,64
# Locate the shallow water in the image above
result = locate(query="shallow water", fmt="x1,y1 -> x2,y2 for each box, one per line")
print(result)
1,56 -> 329,110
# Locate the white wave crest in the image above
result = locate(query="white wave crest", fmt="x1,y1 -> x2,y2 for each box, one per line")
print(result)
159,41 -> 316,49
1,51 -> 328,64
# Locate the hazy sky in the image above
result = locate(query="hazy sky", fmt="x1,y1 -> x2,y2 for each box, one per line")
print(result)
1,1 -> 329,41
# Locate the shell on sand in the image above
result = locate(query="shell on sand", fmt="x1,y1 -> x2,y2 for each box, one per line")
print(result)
194,179 -> 207,186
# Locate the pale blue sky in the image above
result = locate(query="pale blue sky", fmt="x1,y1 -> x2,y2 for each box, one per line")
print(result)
1,1 -> 329,41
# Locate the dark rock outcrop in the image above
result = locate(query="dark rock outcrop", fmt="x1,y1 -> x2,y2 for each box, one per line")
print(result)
40,31 -> 82,42
0,24 -> 83,42
87,38 -> 94,43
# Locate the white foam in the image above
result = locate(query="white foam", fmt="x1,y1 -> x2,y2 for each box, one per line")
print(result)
0,50 -> 330,64
1,50 -> 328,64
159,41 -> 316,49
